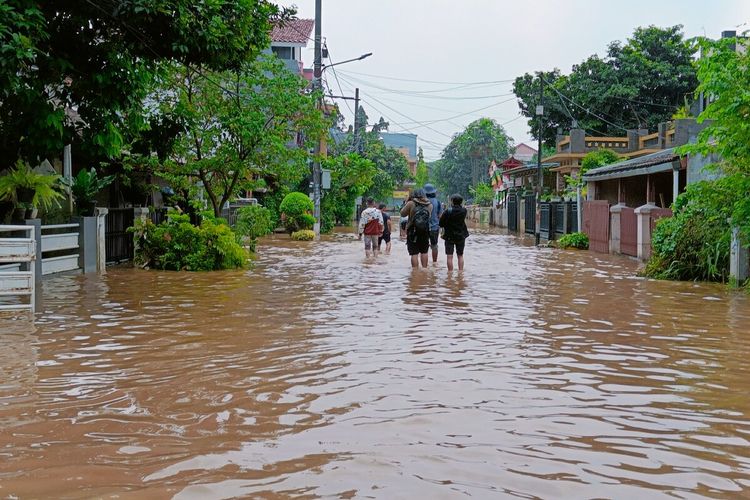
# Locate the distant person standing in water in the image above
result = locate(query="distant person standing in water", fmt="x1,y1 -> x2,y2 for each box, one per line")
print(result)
423,183 -> 442,263
399,192 -> 413,240
358,197 -> 384,258
439,194 -> 469,271
377,203 -> 392,254
400,188 -> 432,268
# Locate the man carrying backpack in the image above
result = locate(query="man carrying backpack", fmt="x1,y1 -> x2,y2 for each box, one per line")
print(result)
423,183 -> 443,263
399,188 -> 433,268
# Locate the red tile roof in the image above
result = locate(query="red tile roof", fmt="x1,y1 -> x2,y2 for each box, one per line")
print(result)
271,19 -> 314,44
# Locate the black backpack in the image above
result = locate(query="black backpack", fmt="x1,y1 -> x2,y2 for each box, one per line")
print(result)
412,203 -> 430,234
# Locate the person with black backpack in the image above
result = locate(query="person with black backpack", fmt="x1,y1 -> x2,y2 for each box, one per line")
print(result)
399,188 -> 433,268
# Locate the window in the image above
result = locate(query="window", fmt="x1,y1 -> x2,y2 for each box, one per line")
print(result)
272,46 -> 294,60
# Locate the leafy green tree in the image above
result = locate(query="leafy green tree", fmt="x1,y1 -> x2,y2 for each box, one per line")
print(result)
151,57 -> 326,217
0,0 -> 290,162
415,147 -> 429,187
646,35 -> 750,283
321,153 -> 376,231
678,35 -> 750,241
470,182 -> 494,207
330,109 -> 410,202
513,25 -> 697,146
566,149 -> 621,191
432,118 -> 512,198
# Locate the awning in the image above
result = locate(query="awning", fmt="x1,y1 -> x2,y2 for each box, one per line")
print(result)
583,148 -> 679,182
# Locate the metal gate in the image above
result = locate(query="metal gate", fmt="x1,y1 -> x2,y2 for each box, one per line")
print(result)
620,207 -> 637,257
507,193 -> 518,232
106,208 -> 134,263
582,200 -> 610,253
554,202 -> 566,237
540,201 -> 553,240
524,194 -> 536,235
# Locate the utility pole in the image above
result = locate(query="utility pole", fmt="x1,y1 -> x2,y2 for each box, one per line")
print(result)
312,0 -> 323,237
535,74 -> 544,246
353,87 -> 360,153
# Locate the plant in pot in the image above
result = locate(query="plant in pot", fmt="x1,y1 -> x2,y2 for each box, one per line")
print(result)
64,168 -> 115,216
0,161 -> 64,222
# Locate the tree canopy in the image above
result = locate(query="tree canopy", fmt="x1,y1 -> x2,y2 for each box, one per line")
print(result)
0,0 -> 289,162
432,118 -> 512,198
145,56 -> 326,217
513,25 -> 697,146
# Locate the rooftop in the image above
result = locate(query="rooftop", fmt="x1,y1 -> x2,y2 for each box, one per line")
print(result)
583,148 -> 679,181
271,18 -> 314,44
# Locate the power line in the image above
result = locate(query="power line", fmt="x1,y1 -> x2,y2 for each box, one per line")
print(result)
337,69 -> 515,85
339,73 -> 515,100
542,77 -> 630,132
323,43 -> 354,118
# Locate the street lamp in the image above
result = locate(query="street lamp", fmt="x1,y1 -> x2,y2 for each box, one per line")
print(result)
310,41 -> 373,237
322,52 -> 373,72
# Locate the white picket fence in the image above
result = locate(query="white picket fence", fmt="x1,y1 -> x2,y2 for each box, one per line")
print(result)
0,225 -> 37,312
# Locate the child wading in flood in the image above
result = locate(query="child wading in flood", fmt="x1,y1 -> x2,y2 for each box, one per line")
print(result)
439,194 -> 469,271
377,203 -> 392,255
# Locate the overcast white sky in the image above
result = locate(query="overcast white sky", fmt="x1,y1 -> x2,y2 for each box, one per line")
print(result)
279,0 -> 750,160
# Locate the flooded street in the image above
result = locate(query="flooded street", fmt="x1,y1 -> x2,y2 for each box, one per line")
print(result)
2,227 -> 750,499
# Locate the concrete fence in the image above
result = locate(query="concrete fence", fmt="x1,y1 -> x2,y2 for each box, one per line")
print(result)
0,212 -> 107,295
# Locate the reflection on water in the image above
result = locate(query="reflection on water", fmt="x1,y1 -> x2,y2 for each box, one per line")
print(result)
1,228 -> 750,498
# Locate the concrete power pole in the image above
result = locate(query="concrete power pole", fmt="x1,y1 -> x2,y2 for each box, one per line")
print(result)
312,0 -> 323,237
535,74 -> 544,246
353,87 -> 360,153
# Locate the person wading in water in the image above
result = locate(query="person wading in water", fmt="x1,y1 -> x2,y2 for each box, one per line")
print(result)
358,197 -> 384,258
400,188 -> 432,268
377,203 -> 392,255
439,193 -> 470,271
423,183 -> 443,264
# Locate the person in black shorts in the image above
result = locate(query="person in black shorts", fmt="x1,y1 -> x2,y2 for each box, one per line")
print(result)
377,203 -> 392,254
400,188 -> 432,268
439,193 -> 469,271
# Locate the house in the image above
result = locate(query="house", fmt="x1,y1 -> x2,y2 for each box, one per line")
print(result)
580,119 -> 710,258
380,132 -> 418,175
488,143 -> 539,197
269,19 -> 314,76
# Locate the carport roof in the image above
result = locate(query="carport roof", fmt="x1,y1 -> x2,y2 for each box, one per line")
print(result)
583,148 -> 679,182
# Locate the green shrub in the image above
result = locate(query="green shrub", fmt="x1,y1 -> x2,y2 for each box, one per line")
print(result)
643,176 -> 747,282
557,232 -> 589,250
280,192 -> 314,233
234,205 -> 273,251
131,213 -> 248,271
291,229 -> 315,241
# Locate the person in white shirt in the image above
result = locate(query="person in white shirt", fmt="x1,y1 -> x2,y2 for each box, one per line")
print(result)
357,198 -> 384,258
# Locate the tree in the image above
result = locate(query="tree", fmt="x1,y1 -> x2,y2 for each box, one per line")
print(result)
565,149 -> 621,194
513,25 -> 697,147
470,182 -> 494,207
321,153 -> 376,231
151,56 -> 326,217
415,147 -> 429,187
678,35 -> 750,239
432,118 -> 512,198
0,0 -> 290,162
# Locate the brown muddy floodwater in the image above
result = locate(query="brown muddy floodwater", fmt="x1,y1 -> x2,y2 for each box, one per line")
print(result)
1,227 -> 750,499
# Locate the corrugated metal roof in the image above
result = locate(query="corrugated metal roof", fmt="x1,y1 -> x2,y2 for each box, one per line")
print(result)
583,148 -> 679,181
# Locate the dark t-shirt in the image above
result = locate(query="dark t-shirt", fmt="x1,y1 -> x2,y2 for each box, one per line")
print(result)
439,206 -> 469,242
381,211 -> 391,235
